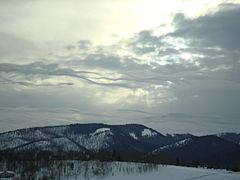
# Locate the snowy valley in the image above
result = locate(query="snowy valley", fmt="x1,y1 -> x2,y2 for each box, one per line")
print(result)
0,160 -> 239,180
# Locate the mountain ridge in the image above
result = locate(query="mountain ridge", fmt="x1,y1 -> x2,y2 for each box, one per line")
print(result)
0,123 -> 239,169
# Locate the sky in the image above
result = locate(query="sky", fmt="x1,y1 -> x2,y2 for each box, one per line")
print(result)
0,0 -> 240,135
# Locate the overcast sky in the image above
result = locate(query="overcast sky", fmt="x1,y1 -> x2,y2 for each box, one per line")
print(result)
1,0 -> 240,135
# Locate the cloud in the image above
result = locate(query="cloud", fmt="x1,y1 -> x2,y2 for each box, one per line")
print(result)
160,113 -> 221,120
119,3 -> 240,133
127,30 -> 162,54
0,33 -> 39,60
0,107 -> 118,133
171,4 -> 240,50
0,62 -> 133,88
1,2 -> 240,135
115,108 -> 152,115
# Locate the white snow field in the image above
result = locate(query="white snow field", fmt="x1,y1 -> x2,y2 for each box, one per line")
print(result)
102,165 -> 240,180
3,161 -> 240,180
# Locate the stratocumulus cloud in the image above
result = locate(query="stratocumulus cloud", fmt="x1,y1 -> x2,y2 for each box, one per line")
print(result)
0,1 -> 240,135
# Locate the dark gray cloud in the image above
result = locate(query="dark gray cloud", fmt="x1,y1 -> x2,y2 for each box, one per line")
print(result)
171,4 -> 240,50
128,30 -> 162,54
83,54 -> 123,70
127,4 -> 240,70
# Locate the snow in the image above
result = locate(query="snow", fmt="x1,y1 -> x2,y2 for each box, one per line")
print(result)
129,133 -> 138,140
0,126 -> 115,152
101,165 -> 240,180
153,138 -> 192,154
142,129 -> 157,137
64,127 -> 115,151
3,160 -> 240,180
91,128 -> 113,136
0,126 -> 70,151
52,137 -> 80,152
9,161 -> 240,180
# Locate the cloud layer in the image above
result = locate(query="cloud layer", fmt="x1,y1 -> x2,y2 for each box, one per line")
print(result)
0,1 -> 240,135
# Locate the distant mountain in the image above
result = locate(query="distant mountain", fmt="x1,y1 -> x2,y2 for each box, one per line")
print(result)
217,132 -> 240,145
152,135 -> 240,168
0,123 -> 172,154
166,133 -> 196,141
0,123 -> 239,169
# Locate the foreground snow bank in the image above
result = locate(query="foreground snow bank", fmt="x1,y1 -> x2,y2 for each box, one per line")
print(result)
2,160 -> 239,180
103,165 -> 240,180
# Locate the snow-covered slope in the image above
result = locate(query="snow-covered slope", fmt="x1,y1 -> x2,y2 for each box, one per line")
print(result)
0,123 -> 169,153
152,138 -> 193,154
142,128 -> 157,137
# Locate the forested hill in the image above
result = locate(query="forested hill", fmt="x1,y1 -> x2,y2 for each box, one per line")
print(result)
0,123 -> 239,170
